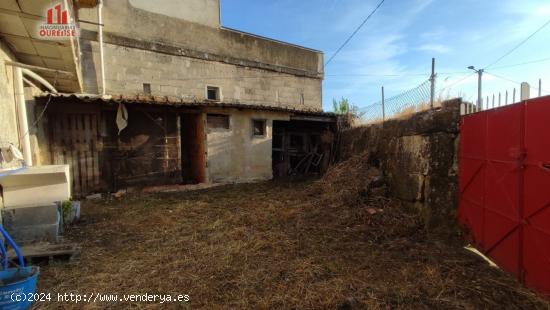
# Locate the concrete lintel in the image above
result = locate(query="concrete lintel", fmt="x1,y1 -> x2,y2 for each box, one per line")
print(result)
290,115 -> 336,123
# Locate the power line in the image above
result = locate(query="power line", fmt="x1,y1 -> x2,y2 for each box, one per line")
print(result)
324,0 -> 386,66
325,71 -> 469,77
325,71 -> 469,78
326,73 -> 426,78
490,56 -> 550,70
485,18 -> 550,69
438,73 -> 476,93
484,71 -> 550,93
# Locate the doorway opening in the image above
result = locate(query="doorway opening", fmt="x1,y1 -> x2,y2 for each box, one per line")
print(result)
180,113 -> 206,184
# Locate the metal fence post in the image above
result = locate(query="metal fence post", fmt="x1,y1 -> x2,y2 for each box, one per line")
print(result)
505,90 -> 508,105
381,86 -> 385,122
430,58 -> 435,109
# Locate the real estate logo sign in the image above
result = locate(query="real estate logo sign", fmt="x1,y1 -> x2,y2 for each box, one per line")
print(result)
39,3 -> 77,39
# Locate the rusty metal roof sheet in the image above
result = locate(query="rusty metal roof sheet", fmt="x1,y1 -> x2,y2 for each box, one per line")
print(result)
38,93 -> 337,117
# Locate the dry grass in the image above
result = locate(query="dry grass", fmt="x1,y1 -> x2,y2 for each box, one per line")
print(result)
35,158 -> 548,309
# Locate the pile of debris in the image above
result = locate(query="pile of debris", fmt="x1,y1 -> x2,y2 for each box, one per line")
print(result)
307,151 -> 425,241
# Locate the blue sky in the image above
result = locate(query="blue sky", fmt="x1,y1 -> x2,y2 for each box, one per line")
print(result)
221,0 -> 550,111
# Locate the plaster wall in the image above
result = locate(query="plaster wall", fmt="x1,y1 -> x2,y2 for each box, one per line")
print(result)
0,40 -> 19,169
205,108 -> 290,183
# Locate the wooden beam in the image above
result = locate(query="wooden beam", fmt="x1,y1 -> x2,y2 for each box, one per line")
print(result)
4,60 -> 74,77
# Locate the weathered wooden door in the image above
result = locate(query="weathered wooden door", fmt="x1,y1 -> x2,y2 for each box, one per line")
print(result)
49,105 -> 103,197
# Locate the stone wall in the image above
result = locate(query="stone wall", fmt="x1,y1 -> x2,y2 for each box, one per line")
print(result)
339,99 -> 461,232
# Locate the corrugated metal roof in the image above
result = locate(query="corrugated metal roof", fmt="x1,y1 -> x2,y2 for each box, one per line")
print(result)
38,93 -> 337,117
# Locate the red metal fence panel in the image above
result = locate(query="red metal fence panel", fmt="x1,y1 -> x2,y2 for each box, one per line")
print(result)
458,96 -> 550,298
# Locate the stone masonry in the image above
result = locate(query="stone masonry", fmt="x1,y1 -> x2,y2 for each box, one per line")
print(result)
339,99 -> 462,233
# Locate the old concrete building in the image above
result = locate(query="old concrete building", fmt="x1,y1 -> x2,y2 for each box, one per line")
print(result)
0,0 -> 334,197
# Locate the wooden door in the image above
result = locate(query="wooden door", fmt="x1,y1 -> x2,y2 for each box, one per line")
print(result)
49,105 -> 103,197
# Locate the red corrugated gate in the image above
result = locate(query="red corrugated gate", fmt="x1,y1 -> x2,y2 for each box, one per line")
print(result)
458,95 -> 550,297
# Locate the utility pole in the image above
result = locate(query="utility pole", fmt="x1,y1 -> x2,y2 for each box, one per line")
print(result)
381,86 -> 385,122
476,69 -> 483,110
468,66 -> 483,111
429,58 -> 436,109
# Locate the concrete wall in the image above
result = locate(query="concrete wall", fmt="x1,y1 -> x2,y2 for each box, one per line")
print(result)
80,42 -> 322,111
206,108 -> 290,183
0,39 -> 19,169
78,0 -> 323,77
0,39 -> 51,169
339,99 -> 461,233
128,0 -> 220,28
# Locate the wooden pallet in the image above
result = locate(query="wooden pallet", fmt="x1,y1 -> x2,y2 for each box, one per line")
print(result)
8,243 -> 81,265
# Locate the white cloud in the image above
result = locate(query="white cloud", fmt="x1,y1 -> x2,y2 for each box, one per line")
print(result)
417,44 -> 451,54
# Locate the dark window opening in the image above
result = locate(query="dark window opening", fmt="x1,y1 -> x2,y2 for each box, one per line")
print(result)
207,114 -> 230,129
143,83 -> 151,95
252,119 -> 266,137
207,86 -> 220,101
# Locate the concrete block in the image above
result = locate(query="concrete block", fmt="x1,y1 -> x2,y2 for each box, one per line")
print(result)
3,203 -> 59,226
0,165 -> 70,208
5,224 -> 60,244
2,203 -> 60,244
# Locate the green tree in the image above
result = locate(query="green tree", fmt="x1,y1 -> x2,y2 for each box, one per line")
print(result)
332,97 -> 350,114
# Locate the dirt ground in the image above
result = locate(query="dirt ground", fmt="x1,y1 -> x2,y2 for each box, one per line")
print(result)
35,176 -> 548,309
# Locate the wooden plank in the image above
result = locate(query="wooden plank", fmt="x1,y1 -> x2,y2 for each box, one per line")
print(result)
69,115 -> 81,197
77,114 -> 88,195
8,243 -> 81,265
84,114 -> 94,192
91,113 -> 100,187
51,115 -> 62,165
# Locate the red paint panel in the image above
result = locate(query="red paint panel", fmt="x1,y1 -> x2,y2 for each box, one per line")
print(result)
523,96 -> 550,297
459,113 -> 487,247
458,95 -> 550,298
486,104 -> 522,162
523,224 -> 550,298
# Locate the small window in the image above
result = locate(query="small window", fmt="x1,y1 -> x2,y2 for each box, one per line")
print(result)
206,86 -> 221,101
207,114 -> 230,129
252,119 -> 266,137
143,83 -> 151,95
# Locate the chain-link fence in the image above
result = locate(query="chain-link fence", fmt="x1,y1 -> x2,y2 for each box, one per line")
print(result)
357,79 -> 433,124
